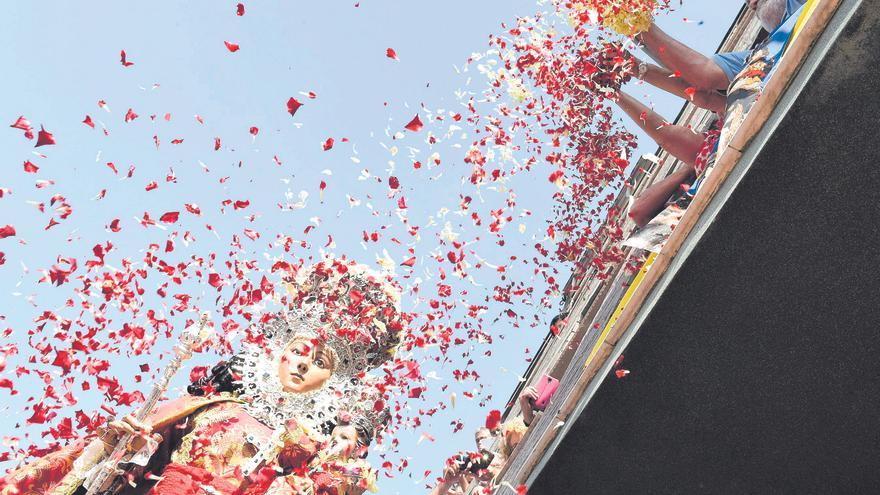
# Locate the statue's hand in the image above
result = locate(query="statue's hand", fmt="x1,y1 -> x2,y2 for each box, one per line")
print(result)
99,414 -> 155,455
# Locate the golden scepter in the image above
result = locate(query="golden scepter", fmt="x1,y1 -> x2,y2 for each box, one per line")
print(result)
53,313 -> 213,495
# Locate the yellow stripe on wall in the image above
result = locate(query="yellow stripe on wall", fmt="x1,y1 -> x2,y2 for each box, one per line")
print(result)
791,0 -> 821,44
584,252 -> 657,368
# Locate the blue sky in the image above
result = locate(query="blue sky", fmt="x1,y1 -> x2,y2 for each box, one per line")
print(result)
0,1 -> 742,493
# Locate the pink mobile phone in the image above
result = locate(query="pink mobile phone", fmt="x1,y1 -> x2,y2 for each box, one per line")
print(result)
531,374 -> 559,411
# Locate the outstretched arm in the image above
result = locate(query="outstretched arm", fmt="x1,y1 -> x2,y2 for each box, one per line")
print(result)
636,23 -> 730,91
430,472 -> 467,495
635,59 -> 727,114
614,92 -> 705,167
613,91 -> 700,227
629,165 -> 694,227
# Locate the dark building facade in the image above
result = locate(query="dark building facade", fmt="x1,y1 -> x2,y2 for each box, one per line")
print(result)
529,1 -> 880,492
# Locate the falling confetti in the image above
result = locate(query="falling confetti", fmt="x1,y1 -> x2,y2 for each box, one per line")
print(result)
404,114 -> 423,132
120,49 -> 134,67
287,97 -> 303,117
34,126 -> 56,147
0,1 -> 682,491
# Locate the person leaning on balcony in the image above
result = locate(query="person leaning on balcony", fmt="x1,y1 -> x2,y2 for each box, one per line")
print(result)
597,0 -> 808,226
429,372 -> 555,493
587,43 -> 725,226
489,388 -> 535,461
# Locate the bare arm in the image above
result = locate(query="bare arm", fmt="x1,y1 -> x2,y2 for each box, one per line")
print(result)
629,166 -> 694,227
429,480 -> 452,495
636,23 -> 730,91
430,475 -> 461,495
518,387 -> 538,426
614,92 -> 705,167
431,463 -> 468,495
636,60 -> 727,114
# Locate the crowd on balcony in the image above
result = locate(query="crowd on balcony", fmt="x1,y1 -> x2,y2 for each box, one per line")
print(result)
426,0 -> 811,492
624,0 -> 809,235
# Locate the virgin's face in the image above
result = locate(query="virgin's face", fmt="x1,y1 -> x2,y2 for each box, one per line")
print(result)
329,424 -> 360,458
277,339 -> 335,393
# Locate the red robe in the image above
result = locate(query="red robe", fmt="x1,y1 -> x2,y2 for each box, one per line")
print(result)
0,395 -> 328,495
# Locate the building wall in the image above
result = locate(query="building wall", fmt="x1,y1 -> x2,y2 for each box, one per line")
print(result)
497,6 -> 763,454
527,1 -> 880,492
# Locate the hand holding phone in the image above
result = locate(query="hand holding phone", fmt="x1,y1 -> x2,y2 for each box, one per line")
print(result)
530,374 -> 559,412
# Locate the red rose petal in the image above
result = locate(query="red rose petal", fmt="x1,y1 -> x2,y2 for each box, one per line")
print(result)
9,115 -> 32,132
159,211 -> 180,223
120,49 -> 134,67
35,126 -> 56,147
404,114 -> 423,132
287,97 -> 303,117
208,273 -> 223,289
485,409 -> 501,430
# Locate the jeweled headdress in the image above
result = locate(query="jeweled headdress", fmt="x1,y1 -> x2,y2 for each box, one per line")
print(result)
232,257 -> 406,432
283,257 -> 406,377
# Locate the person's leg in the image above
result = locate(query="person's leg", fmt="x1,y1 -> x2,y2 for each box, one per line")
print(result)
614,92 -> 704,167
